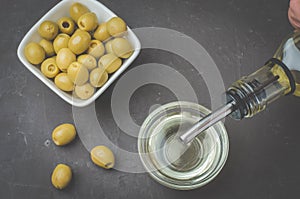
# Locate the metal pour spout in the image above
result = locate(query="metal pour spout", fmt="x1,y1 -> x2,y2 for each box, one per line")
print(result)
179,101 -> 235,144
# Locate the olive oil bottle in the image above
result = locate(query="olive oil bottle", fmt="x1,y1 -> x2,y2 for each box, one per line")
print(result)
181,30 -> 300,144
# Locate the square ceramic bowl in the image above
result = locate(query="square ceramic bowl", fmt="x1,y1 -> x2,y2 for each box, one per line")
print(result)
17,0 -> 141,107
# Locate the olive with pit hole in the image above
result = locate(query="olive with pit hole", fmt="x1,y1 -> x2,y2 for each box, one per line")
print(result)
98,53 -> 122,74
67,62 -> 89,86
106,17 -> 127,37
77,54 -> 97,70
51,164 -> 72,190
53,33 -> 70,54
77,12 -> 98,32
39,39 -> 55,57
105,40 -> 114,54
68,30 -> 91,55
87,40 -> 105,59
52,123 -> 76,146
111,38 -> 133,58
75,83 -> 95,99
70,2 -> 89,22
93,23 -> 110,41
54,73 -> 74,92
90,145 -> 115,169
89,67 -> 108,87
24,42 -> 45,65
41,57 -> 59,78
57,17 -> 75,35
38,21 -> 59,40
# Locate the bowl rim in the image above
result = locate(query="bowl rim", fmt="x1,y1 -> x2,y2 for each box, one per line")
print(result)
137,101 -> 229,190
17,0 -> 141,107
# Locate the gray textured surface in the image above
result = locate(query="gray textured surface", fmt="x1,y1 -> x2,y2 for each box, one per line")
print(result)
1,0 -> 300,198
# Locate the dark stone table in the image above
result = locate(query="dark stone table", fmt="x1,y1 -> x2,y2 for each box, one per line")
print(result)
1,0 -> 300,198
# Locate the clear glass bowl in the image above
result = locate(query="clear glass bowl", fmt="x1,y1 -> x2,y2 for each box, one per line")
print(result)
138,101 -> 229,190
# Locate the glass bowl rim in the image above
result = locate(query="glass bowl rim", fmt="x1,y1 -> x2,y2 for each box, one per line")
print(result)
137,101 -> 229,190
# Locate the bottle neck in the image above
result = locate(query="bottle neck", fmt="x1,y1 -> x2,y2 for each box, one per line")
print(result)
226,61 -> 292,120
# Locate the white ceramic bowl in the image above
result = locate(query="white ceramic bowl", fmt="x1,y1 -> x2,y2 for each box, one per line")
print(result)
17,0 -> 141,107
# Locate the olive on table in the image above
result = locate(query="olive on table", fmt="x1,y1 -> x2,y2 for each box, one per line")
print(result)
53,33 -> 71,54
68,30 -> 91,55
52,123 -> 76,146
106,17 -> 127,37
77,54 -> 97,70
93,23 -> 110,42
56,48 -> 76,71
57,17 -> 75,35
75,83 -> 95,99
87,40 -> 105,59
111,38 -> 133,58
105,40 -> 114,54
90,146 -> 115,169
24,42 -> 45,65
67,62 -> 89,86
89,67 -> 108,88
38,21 -> 59,40
98,53 -> 122,74
77,12 -> 98,32
54,73 -> 74,92
70,2 -> 90,22
51,164 -> 72,190
41,57 -> 59,78
39,39 -> 55,57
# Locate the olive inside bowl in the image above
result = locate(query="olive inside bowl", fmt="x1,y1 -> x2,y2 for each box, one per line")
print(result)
17,0 -> 141,107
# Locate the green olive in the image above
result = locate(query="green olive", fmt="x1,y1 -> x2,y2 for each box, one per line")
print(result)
52,123 -> 76,146
87,40 -> 105,59
51,164 -> 72,190
67,62 -> 89,86
38,21 -> 58,40
39,39 -> 55,57
24,42 -> 45,65
41,57 -> 60,78
53,33 -> 70,54
68,30 -> 91,55
93,23 -> 110,41
90,146 -> 115,169
111,38 -> 133,58
105,40 -> 114,54
57,17 -> 75,35
77,54 -> 97,70
89,67 -> 108,87
73,28 -> 84,35
69,2 -> 90,22
54,73 -> 74,91
106,17 -> 127,37
77,12 -> 98,32
75,83 -> 95,99
56,48 -> 76,71
98,53 -> 122,74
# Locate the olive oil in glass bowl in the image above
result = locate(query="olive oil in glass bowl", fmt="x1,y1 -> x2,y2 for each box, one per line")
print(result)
138,101 -> 229,190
